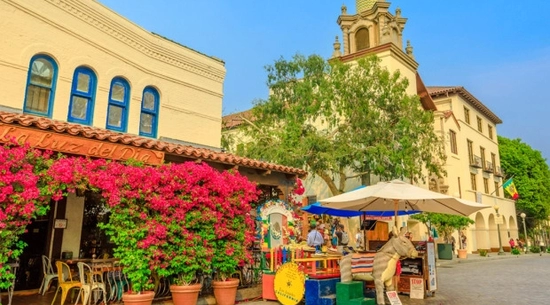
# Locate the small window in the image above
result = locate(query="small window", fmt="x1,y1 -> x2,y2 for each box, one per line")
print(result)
483,178 -> 489,194
449,130 -> 458,154
470,173 -> 477,191
355,28 -> 370,51
24,54 -> 58,117
139,87 -> 160,137
494,182 -> 500,196
106,77 -> 130,132
488,125 -> 493,140
480,147 -> 486,167
467,139 -> 473,163
464,107 -> 470,124
68,66 -> 96,125
477,116 -> 483,132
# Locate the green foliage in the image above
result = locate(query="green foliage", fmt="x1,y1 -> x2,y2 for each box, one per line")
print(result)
511,248 -> 521,255
99,204 -> 155,292
227,54 -> 445,195
498,136 -> 550,231
478,249 -> 488,257
530,245 -> 541,253
411,212 -> 474,244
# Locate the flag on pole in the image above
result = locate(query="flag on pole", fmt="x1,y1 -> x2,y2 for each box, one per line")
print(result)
502,178 -> 519,200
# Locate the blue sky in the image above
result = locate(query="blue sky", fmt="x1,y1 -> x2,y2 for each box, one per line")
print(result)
99,1 -> 550,161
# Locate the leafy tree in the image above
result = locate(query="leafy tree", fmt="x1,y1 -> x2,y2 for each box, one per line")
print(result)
498,136 -> 550,227
224,54 -> 445,195
411,213 -> 474,247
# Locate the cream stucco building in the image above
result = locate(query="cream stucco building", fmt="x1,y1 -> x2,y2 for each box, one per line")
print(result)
429,86 -> 517,252
1,0 -> 225,149
0,0 -> 306,292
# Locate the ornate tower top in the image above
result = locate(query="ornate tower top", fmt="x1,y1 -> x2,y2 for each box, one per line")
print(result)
356,0 -> 384,13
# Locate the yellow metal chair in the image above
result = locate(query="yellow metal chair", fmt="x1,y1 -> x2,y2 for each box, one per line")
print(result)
51,261 -> 81,305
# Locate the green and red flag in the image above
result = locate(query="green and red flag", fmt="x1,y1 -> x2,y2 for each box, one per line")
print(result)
502,178 -> 519,200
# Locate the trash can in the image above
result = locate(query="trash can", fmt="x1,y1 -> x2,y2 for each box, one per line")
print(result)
437,243 -> 453,260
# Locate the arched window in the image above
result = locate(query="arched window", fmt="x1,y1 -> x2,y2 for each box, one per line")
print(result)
24,55 -> 58,117
355,28 -> 370,51
106,77 -> 130,132
139,87 -> 159,138
68,66 -> 96,125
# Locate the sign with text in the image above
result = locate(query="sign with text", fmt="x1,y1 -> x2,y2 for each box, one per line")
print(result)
385,291 -> 403,305
274,262 -> 305,305
0,124 -> 164,165
409,277 -> 424,299
426,242 -> 437,291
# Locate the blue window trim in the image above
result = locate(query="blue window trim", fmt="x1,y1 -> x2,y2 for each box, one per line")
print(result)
68,66 -> 96,125
139,87 -> 160,138
23,54 -> 58,117
106,77 -> 130,132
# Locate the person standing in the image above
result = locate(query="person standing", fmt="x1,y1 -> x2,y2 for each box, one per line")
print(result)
509,238 -> 515,250
460,232 -> 467,249
540,240 -> 545,256
355,228 -> 363,249
307,224 -> 324,252
450,235 -> 456,254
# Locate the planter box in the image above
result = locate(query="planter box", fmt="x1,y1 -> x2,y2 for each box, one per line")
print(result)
437,243 -> 453,260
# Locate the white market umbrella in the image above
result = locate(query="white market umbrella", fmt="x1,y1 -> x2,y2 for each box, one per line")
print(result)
319,179 -> 491,223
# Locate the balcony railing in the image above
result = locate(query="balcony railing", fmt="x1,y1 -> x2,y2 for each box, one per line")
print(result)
483,161 -> 494,173
494,166 -> 504,177
469,155 -> 483,168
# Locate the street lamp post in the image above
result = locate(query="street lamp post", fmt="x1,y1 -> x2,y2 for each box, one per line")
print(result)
494,205 -> 505,255
521,213 -> 528,253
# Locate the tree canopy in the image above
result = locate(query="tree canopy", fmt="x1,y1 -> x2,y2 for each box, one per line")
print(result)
498,136 -> 550,225
224,54 -> 445,195
411,213 -> 474,246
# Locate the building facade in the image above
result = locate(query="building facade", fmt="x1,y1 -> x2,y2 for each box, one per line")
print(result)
1,0 -> 225,149
223,0 -> 518,254
0,0 -> 305,292
429,86 -> 517,253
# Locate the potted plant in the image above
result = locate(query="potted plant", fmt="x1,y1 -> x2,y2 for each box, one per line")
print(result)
411,212 -> 474,259
210,171 -> 258,305
159,207 -> 216,305
94,162 -> 161,305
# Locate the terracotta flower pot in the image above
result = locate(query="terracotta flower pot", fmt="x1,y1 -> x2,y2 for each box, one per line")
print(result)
122,291 -> 155,305
212,278 -> 240,305
457,248 -> 468,259
170,284 -> 202,305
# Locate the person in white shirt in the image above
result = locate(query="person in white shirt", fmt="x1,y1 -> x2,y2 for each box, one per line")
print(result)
307,224 -> 324,252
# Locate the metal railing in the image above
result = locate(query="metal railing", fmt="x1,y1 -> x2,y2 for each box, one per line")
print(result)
483,161 -> 494,173
469,155 -> 482,168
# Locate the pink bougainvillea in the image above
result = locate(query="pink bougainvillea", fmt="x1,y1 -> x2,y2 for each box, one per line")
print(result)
0,142 -> 52,289
1,141 -> 260,291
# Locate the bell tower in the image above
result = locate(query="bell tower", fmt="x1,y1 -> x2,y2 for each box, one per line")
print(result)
332,1 -> 422,97
335,0 -> 410,56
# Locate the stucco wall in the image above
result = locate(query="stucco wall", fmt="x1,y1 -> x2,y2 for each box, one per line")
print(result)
0,0 -> 225,148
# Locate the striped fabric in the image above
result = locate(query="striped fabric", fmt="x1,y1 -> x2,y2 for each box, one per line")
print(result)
351,252 -> 375,274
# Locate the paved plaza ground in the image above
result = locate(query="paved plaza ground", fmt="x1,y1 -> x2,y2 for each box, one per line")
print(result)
242,252 -> 550,305
4,252 -> 549,305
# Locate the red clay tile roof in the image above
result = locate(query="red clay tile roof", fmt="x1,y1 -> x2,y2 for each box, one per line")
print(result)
0,111 -> 307,176
222,109 -> 253,129
427,86 -> 502,124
